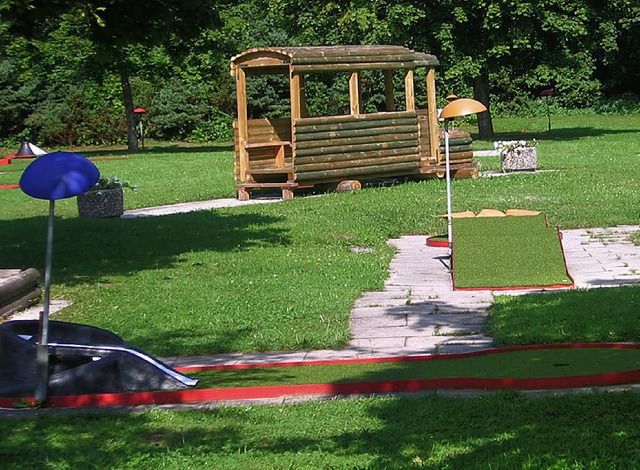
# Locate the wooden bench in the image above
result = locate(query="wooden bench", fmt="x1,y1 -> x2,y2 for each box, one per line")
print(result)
244,141 -> 291,169
235,181 -> 299,201
246,164 -> 294,176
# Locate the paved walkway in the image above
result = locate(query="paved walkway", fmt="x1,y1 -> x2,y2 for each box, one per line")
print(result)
121,197 -> 280,218
9,197 -> 640,370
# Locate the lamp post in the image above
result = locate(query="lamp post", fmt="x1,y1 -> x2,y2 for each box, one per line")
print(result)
133,107 -> 147,149
539,88 -> 554,132
19,152 -> 99,402
439,98 -> 487,257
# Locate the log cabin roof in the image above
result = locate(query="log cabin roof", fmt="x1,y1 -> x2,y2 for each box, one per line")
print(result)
230,45 -> 439,76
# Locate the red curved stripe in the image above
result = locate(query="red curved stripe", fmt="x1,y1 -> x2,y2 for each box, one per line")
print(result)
1,344 -> 639,410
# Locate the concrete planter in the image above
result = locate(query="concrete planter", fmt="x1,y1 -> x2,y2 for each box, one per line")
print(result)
500,146 -> 537,171
77,188 -> 124,218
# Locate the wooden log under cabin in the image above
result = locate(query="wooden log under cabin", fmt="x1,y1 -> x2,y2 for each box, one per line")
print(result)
230,45 -> 478,199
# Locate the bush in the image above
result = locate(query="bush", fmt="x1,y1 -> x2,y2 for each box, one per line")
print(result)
149,79 -> 236,142
593,93 -> 640,115
187,109 -> 233,143
24,85 -> 126,146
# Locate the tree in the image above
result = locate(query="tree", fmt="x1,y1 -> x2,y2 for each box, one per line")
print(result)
3,0 -> 219,151
589,0 -> 640,96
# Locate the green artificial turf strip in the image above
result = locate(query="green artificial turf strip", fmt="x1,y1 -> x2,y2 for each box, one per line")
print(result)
188,348 -> 640,389
452,214 -> 573,289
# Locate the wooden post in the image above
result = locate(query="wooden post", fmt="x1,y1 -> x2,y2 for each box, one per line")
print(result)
290,69 -> 302,166
236,67 -> 249,181
299,74 -> 307,118
404,69 -> 415,112
384,70 -> 395,112
426,67 -> 439,163
290,70 -> 302,122
349,71 -> 361,115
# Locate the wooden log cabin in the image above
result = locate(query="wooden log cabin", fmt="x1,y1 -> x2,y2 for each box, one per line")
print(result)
230,45 -> 477,200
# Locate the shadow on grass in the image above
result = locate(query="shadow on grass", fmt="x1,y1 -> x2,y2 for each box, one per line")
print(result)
69,142 -> 234,158
472,126 -> 637,143
140,326 -> 258,358
3,392 -> 638,468
0,210 -> 290,285
326,393 -> 640,468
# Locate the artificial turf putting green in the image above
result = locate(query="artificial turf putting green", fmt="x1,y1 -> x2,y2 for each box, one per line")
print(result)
186,347 -> 640,389
452,214 -> 573,289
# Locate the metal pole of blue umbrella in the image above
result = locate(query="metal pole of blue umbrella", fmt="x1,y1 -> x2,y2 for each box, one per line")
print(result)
35,200 -> 55,402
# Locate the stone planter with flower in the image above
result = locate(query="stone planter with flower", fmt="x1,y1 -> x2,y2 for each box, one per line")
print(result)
77,176 -> 137,218
495,140 -> 538,172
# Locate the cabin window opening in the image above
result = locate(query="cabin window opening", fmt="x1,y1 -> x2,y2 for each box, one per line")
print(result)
303,72 -> 351,118
245,73 -> 290,119
413,68 -> 429,110
360,70 -> 387,114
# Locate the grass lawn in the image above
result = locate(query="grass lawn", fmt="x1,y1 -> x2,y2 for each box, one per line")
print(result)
0,114 -> 639,467
1,115 -> 639,356
1,393 -> 639,468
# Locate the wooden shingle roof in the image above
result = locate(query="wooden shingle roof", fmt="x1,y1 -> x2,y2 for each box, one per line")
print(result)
230,45 -> 439,75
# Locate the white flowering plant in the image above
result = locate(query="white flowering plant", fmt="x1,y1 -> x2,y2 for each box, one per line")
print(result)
493,139 -> 538,152
90,176 -> 138,192
496,139 -> 538,171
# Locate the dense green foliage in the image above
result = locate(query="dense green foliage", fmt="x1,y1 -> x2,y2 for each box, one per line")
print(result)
0,0 -> 638,146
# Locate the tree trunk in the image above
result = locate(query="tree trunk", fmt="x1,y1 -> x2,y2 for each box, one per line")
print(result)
473,71 -> 494,140
119,70 -> 139,153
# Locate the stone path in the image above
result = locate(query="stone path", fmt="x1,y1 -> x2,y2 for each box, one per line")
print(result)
344,225 -> 640,359
121,197 -> 280,218
348,237 -> 493,356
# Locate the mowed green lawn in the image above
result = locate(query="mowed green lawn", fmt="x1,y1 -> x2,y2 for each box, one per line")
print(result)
1,115 -> 640,468
1,115 -> 639,356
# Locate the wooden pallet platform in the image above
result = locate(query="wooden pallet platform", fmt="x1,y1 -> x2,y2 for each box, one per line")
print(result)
235,182 -> 299,201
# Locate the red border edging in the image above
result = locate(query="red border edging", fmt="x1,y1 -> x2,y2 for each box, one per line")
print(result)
426,235 -> 448,248
2,343 -> 638,410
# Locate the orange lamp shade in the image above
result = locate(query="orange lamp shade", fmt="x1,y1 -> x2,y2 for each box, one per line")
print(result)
440,98 -> 487,119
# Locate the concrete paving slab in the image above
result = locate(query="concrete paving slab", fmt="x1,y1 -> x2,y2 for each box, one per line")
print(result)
350,315 -> 408,330
121,197 -> 281,218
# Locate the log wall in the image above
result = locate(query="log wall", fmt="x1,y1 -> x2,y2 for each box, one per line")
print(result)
438,129 -> 474,164
293,111 -> 421,183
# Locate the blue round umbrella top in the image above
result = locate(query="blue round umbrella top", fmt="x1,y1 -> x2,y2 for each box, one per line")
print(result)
19,151 -> 100,200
